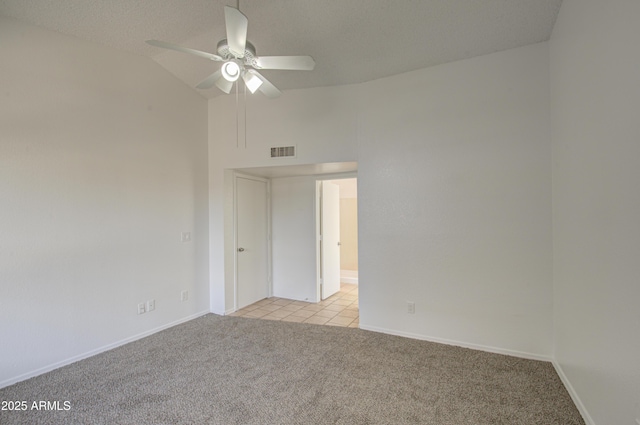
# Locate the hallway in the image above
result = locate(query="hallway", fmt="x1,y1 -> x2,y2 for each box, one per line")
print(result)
230,283 -> 359,328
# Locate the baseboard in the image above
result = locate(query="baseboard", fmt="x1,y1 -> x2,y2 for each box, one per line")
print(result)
224,308 -> 236,315
0,310 -> 210,389
340,277 -> 359,284
340,270 -> 358,284
552,361 -> 596,425
358,324 -> 552,362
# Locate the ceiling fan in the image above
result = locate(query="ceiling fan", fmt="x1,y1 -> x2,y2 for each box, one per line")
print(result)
146,3 -> 315,99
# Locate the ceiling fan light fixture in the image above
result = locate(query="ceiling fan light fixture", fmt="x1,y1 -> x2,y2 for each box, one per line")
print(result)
147,5 -> 314,99
221,60 -> 241,82
242,71 -> 263,93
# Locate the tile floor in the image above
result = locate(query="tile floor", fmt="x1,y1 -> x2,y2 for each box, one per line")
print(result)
230,283 -> 359,328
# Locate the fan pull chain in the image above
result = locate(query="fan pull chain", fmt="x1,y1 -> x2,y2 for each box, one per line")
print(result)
231,0 -> 246,152
235,80 -> 239,149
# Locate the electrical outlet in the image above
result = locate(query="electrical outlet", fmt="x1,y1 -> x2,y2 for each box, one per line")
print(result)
407,301 -> 415,314
181,232 -> 191,242
147,299 -> 155,312
137,303 -> 146,315
181,290 -> 188,302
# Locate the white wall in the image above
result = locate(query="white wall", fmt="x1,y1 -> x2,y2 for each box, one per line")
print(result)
0,18 -> 209,387
271,176 -> 318,302
209,42 -> 553,358
550,1 -> 640,424
357,42 -> 553,358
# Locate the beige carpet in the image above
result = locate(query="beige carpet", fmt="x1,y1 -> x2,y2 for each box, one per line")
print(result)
0,314 -> 584,424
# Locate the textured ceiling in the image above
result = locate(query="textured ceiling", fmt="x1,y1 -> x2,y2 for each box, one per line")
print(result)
0,0 -> 563,99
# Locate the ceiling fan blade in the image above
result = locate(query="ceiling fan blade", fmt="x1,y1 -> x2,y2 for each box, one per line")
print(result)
224,6 -> 248,58
215,77 -> 234,94
146,40 -> 223,61
251,71 -> 282,99
255,55 -> 316,71
196,70 -> 223,89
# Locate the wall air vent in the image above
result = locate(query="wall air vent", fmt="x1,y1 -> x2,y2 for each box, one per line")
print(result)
270,146 -> 296,158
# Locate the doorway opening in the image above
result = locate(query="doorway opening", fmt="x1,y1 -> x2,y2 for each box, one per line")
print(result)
316,177 -> 358,302
230,163 -> 359,327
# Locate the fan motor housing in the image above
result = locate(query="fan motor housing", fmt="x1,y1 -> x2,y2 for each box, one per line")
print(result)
217,39 -> 259,67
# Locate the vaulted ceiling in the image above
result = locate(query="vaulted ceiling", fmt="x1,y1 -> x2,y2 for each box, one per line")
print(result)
0,0 -> 563,98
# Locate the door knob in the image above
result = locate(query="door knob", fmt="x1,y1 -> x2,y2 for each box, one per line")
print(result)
337,242 -> 341,246
238,247 -> 245,252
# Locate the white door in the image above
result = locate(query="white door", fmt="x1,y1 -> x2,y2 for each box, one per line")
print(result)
321,181 -> 341,300
236,176 -> 269,309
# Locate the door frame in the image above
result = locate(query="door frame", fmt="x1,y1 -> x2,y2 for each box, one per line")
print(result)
315,173 -> 357,302
233,172 -> 272,312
